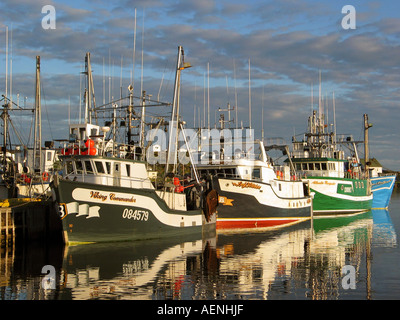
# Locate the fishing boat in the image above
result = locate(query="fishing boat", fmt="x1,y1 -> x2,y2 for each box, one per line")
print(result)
51,48 -> 217,244
370,174 -> 396,209
0,56 -> 56,201
194,131 -> 313,231
360,157 -> 396,209
290,111 -> 373,215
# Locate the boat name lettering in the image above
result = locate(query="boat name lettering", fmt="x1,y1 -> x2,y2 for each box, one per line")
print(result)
109,193 -> 136,203
122,208 -> 149,221
311,181 -> 335,186
89,191 -> 136,203
90,191 -> 108,201
231,181 -> 261,189
372,180 -> 389,186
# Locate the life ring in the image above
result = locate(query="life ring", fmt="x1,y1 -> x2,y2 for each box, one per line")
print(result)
42,172 -> 49,182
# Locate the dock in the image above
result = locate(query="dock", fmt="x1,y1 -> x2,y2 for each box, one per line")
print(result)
0,207 -> 14,248
0,199 -> 63,248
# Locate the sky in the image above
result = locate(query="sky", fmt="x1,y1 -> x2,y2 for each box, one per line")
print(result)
1,0 -> 400,170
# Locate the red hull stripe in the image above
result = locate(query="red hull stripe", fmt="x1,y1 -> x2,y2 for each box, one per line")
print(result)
216,218 -> 304,229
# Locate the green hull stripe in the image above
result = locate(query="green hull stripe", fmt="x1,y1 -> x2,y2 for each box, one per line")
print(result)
311,189 -> 372,213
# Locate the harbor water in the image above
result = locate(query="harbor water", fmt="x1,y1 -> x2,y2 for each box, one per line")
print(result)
1,191 -> 399,301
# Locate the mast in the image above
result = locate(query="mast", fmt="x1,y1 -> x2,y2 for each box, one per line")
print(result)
165,46 -> 191,175
84,52 -> 97,124
139,90 -> 146,159
364,114 -> 372,179
1,100 -> 8,173
33,56 -> 42,173
127,85 -> 134,145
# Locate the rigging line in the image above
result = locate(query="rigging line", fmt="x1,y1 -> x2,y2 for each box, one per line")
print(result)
8,110 -> 28,146
40,80 -> 54,140
8,116 -> 26,146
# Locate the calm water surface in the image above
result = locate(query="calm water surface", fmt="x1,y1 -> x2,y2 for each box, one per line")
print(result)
1,190 -> 400,300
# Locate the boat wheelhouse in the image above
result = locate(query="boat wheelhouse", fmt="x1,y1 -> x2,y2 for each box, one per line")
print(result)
194,139 -> 312,231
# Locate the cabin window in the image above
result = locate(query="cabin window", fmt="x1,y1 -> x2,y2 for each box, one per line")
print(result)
315,163 -> 321,170
90,128 -> 98,137
126,164 -> 131,177
95,161 -> 105,174
105,162 -> 111,174
302,163 -> 308,170
308,163 -> 314,170
252,168 -> 260,179
65,161 -> 74,175
79,128 -> 86,140
84,160 -> 94,174
296,163 -> 302,171
321,163 -> 327,170
75,161 -> 83,174
46,151 -> 53,162
115,163 -> 120,172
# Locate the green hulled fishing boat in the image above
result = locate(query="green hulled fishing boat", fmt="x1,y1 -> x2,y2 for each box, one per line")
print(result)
290,111 -> 373,215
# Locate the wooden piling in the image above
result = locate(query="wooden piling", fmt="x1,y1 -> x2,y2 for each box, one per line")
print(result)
1,200 -> 63,246
0,207 -> 15,248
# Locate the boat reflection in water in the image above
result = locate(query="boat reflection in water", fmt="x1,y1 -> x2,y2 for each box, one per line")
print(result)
371,209 -> 397,248
60,236 -> 216,300
0,208 -> 397,300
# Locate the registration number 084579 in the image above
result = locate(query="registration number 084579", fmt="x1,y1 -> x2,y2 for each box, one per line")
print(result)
122,208 -> 149,221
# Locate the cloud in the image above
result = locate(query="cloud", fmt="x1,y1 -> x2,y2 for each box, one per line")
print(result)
1,0 -> 400,170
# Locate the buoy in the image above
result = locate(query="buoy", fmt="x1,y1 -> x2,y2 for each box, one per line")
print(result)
173,177 -> 180,186
88,147 -> 97,155
42,172 -> 49,182
85,139 -> 95,148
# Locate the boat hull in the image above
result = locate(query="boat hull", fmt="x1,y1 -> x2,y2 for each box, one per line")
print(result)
51,178 -> 216,244
370,175 -> 396,209
306,177 -> 373,215
213,177 -> 312,231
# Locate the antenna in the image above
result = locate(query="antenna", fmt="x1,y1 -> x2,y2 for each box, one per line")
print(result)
203,72 -> 206,128
10,27 -> 12,107
248,59 -> 252,136
233,59 -> 238,129
333,91 -> 336,144
140,8 -> 145,95
207,62 -> 210,129
132,8 -> 137,87
5,26 -> 8,98
262,85 -> 264,141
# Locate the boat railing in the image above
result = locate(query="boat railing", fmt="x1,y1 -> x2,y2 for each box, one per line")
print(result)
60,169 -> 151,186
297,170 -> 367,180
213,172 -> 241,179
273,165 -> 301,182
58,140 -> 142,160
15,171 -> 53,184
